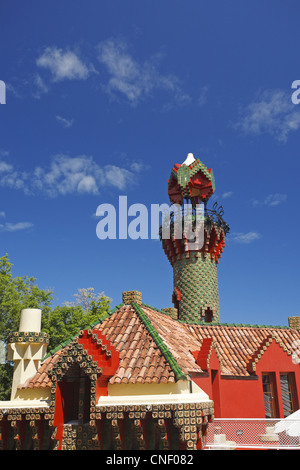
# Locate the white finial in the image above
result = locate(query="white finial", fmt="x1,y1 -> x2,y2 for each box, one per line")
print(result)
183,153 -> 196,166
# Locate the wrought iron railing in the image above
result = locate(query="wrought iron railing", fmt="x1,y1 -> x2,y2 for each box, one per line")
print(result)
159,201 -> 230,241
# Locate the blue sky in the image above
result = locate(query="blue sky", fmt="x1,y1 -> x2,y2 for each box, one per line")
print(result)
0,1 -> 299,326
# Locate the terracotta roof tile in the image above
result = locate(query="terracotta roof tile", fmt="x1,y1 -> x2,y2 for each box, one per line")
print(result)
185,324 -> 300,376
97,304 -> 182,385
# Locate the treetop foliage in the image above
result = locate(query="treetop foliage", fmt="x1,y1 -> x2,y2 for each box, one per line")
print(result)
0,254 -> 111,400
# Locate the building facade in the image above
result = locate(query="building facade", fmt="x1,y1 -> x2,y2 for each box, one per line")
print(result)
0,154 -> 299,450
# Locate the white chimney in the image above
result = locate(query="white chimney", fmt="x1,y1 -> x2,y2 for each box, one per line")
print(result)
7,309 -> 48,400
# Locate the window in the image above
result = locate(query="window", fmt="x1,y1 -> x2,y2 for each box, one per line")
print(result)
262,373 -> 278,418
204,308 -> 213,323
280,373 -> 297,417
59,363 -> 91,424
262,372 -> 298,418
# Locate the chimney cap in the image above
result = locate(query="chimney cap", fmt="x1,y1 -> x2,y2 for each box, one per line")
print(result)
19,308 -> 42,333
288,316 -> 300,329
122,291 -> 142,305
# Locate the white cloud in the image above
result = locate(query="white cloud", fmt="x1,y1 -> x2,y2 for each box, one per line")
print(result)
0,208 -> 33,232
129,161 -> 150,173
222,191 -> 233,199
0,221 -> 33,232
36,47 -> 91,82
97,39 -> 190,106
0,154 -> 139,197
230,231 -> 261,244
33,74 -> 49,98
0,160 -> 29,193
77,175 -> 98,194
252,193 -> 287,207
198,85 -> 209,106
0,161 -> 13,172
5,82 -> 23,99
33,154 -> 104,196
56,115 -> 74,128
235,89 -> 300,142
104,164 -> 134,190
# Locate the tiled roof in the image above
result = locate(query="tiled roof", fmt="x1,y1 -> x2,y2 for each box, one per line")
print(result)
20,304 -> 190,389
95,304 -> 182,384
184,323 -> 300,376
19,302 -> 300,389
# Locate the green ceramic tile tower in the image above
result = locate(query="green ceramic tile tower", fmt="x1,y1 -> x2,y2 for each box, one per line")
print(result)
161,153 -> 229,323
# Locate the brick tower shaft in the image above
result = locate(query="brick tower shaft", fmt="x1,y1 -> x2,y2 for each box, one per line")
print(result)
173,252 -> 220,323
161,154 -> 229,323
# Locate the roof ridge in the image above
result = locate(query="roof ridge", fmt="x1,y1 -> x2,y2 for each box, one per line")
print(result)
139,304 -> 292,330
41,304 -> 124,361
180,321 -> 292,329
141,302 -> 170,316
131,302 -> 187,382
246,333 -> 293,373
108,303 -> 125,316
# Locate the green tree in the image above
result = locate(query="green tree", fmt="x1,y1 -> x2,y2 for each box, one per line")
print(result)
0,254 -> 53,400
0,255 -> 111,400
0,362 -> 13,400
0,254 -> 53,344
42,288 -> 111,351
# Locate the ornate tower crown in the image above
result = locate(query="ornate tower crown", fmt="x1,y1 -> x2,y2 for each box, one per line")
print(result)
161,154 -> 229,323
168,153 -> 215,207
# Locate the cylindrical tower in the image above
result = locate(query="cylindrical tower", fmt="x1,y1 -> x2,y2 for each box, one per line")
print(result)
161,153 -> 229,323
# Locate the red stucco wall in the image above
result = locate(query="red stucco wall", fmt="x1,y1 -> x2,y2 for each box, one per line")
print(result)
193,340 -> 300,418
